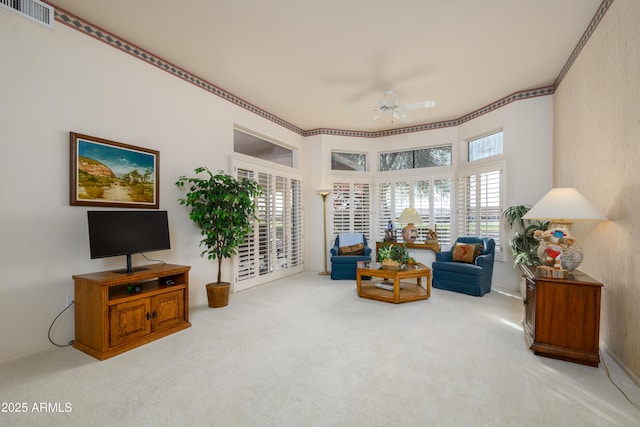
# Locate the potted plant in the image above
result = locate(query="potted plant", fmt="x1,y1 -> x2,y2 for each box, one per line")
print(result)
502,204 -> 549,279
376,244 -> 411,270
176,167 -> 261,308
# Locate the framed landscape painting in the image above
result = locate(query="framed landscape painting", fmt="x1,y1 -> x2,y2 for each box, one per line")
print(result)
70,132 -> 160,208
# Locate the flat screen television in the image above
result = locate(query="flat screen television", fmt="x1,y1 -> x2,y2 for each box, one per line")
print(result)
87,210 -> 171,274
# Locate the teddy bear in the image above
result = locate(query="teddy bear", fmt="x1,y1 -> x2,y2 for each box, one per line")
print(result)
534,227 -> 576,268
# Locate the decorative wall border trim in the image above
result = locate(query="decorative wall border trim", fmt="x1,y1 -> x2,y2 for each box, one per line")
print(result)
304,86 -> 554,138
554,0 -> 614,89
51,4 -> 306,137
47,1 -> 610,139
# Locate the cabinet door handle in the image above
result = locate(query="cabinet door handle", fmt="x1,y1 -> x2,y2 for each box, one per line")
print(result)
146,312 -> 151,321
152,311 -> 157,319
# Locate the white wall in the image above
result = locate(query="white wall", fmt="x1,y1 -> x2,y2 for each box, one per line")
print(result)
0,12 -> 304,362
0,10 -> 553,362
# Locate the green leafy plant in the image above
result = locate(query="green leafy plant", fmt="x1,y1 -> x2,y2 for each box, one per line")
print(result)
502,205 -> 549,275
176,167 -> 262,285
376,244 -> 410,264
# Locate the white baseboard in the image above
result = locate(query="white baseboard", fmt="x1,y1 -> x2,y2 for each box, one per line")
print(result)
600,344 -> 640,388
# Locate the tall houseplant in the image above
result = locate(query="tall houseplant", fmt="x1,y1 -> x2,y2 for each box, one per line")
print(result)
176,167 -> 261,308
502,204 -> 549,278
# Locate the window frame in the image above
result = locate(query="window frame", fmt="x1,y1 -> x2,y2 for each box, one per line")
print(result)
467,130 -> 503,162
456,160 -> 505,261
373,172 -> 454,247
378,144 -> 452,172
331,150 -> 368,172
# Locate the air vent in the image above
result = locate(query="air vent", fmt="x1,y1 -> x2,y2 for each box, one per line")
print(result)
1,0 -> 54,29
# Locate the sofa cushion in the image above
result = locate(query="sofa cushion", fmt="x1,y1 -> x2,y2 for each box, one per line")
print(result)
452,243 -> 481,264
338,243 -> 365,255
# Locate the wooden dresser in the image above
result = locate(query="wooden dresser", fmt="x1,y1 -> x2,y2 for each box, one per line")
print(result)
524,271 -> 603,367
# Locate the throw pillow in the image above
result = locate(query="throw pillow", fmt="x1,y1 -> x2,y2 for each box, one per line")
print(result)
452,243 -> 482,264
338,243 -> 365,255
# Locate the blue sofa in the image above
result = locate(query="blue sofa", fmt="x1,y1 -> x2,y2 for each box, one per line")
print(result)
329,233 -> 372,280
432,237 -> 495,296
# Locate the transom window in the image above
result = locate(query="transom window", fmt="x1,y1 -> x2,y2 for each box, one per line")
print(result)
379,145 -> 452,171
331,152 -> 367,171
234,129 -> 293,167
468,131 -> 503,161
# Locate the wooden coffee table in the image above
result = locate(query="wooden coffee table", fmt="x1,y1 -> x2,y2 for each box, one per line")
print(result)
356,261 -> 431,304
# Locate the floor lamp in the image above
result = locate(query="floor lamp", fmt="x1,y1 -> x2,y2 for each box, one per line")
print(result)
319,190 -> 331,276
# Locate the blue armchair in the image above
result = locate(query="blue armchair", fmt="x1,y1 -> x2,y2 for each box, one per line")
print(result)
432,237 -> 495,296
330,233 -> 372,280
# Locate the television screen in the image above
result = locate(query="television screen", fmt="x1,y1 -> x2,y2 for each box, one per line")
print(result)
87,210 -> 170,273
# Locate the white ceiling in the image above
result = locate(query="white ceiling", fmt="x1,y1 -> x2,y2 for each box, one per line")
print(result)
47,0 -> 603,133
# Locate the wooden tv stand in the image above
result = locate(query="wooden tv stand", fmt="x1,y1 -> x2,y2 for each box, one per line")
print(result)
72,263 -> 191,360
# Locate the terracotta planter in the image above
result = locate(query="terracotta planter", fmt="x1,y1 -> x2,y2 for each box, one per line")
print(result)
206,282 -> 230,308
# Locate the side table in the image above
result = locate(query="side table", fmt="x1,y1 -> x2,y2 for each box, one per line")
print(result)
356,261 -> 431,304
524,270 -> 603,366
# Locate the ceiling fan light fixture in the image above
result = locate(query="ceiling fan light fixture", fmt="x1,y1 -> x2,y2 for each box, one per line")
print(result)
352,90 -> 436,124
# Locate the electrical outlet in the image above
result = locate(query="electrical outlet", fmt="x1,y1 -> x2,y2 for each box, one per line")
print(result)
66,295 -> 74,307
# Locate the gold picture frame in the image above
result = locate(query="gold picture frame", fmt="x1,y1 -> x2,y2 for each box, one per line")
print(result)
70,132 -> 159,209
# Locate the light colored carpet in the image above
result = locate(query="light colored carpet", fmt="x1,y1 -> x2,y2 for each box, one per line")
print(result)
1,271 -> 639,426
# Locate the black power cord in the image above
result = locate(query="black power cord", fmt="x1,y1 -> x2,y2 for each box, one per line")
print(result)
140,252 -> 166,266
48,299 -> 75,347
600,350 -> 640,412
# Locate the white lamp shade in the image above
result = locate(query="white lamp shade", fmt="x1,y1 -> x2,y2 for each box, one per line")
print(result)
398,207 -> 422,224
522,188 -> 606,222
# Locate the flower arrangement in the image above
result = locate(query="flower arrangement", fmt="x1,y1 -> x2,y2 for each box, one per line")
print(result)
377,244 -> 411,268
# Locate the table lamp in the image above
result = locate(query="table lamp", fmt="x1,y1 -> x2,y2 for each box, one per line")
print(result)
399,207 -> 422,243
522,188 -> 606,271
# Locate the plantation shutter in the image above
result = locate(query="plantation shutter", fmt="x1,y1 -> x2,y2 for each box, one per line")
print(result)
413,179 -> 430,241
290,178 -> 303,268
374,176 -> 453,245
331,181 -> 371,240
237,168 -> 256,282
375,181 -> 393,241
235,161 -> 304,290
433,178 -> 452,247
457,163 -> 503,259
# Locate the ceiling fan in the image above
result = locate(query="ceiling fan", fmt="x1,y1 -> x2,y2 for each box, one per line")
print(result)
368,90 -> 436,123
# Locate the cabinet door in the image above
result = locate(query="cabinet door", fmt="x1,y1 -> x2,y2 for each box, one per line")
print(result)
109,299 -> 151,347
151,290 -> 184,332
524,279 -> 536,339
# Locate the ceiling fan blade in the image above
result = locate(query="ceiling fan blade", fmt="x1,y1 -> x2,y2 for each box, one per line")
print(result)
393,111 -> 412,124
398,100 -> 437,111
348,106 -> 382,112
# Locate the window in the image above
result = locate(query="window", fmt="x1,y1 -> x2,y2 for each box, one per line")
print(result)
374,175 -> 453,246
457,163 -> 503,259
331,181 -> 371,239
331,152 -> 367,171
234,129 -> 293,167
379,145 -> 451,171
468,131 -> 503,161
